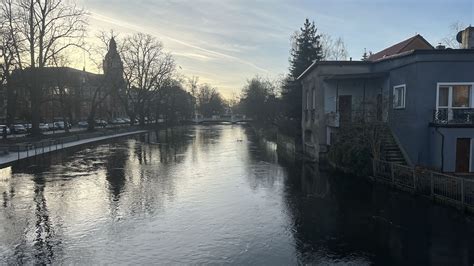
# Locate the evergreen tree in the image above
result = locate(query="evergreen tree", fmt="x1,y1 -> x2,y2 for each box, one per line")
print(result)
289,19 -> 323,78
281,19 -> 323,121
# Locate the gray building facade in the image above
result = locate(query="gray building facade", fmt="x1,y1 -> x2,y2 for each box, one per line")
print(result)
300,47 -> 474,173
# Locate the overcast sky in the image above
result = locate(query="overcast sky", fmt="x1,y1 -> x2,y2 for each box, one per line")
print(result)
78,0 -> 474,98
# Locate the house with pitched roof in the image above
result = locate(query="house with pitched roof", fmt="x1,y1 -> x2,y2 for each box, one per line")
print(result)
299,27 -> 474,173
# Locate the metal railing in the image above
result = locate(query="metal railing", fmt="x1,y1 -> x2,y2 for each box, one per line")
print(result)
433,108 -> 474,124
1,127 -> 140,163
373,159 -> 474,211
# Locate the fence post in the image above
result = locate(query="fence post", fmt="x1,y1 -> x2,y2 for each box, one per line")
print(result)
430,172 -> 434,199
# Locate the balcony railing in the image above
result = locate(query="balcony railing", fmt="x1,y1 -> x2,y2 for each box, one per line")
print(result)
433,108 -> 474,125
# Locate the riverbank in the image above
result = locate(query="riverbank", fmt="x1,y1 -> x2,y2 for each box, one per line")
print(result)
248,122 -> 303,162
0,128 -> 149,168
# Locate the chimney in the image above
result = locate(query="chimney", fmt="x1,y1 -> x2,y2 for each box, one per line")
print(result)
457,26 -> 474,49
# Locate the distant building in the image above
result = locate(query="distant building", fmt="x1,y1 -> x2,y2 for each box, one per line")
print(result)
300,27 -> 474,173
4,37 -> 127,124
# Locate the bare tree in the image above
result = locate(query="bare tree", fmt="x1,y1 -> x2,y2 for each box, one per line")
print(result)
6,0 -> 87,135
122,33 -> 175,126
0,0 -> 25,126
321,34 -> 349,60
441,22 -> 465,48
196,84 -> 225,117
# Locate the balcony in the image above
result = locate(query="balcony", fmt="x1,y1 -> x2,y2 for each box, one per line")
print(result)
433,108 -> 474,125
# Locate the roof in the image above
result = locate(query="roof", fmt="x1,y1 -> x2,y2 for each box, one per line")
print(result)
321,72 -> 388,80
368,34 -> 434,61
297,60 -> 370,80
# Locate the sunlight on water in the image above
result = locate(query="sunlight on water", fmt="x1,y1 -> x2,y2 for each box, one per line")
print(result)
0,125 -> 472,265
0,167 -> 11,180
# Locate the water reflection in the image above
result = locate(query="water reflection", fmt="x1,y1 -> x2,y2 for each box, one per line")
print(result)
0,125 -> 472,264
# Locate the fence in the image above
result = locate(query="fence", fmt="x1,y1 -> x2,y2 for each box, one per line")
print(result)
0,127 -> 143,164
373,159 -> 474,212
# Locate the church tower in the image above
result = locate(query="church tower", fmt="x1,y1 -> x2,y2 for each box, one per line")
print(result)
103,37 -> 124,80
102,37 -> 126,119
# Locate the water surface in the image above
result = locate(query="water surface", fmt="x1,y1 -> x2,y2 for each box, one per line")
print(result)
0,125 -> 473,265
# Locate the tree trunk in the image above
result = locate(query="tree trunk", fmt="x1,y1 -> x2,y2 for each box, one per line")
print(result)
6,76 -> 16,127
87,105 -> 97,131
30,69 -> 41,136
139,112 -> 145,127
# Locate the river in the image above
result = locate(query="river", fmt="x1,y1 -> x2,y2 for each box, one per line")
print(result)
0,125 -> 473,265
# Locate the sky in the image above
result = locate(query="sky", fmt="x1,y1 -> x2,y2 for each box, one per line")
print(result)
76,0 -> 474,98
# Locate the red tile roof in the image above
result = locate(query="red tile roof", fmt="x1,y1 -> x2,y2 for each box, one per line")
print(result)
368,34 -> 434,61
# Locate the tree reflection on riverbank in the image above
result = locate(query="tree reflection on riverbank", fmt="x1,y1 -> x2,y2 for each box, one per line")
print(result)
0,125 -> 472,264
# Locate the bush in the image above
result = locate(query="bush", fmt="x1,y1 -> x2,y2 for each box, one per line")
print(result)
328,124 -> 380,176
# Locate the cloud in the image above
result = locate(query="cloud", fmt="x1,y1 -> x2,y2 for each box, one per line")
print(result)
88,12 -> 270,73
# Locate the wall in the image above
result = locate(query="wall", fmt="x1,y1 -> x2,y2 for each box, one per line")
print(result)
435,127 -> 474,172
301,63 -> 372,160
375,57 -> 474,168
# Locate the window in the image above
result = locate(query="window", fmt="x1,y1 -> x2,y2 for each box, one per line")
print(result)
393,84 -> 406,109
312,87 -> 316,109
436,84 -> 473,109
438,86 -> 449,107
452,85 -> 470,107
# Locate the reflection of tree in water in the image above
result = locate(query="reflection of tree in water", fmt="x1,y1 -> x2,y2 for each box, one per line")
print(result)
7,174 -> 65,265
102,128 -> 195,219
154,127 -> 194,164
242,127 -> 282,191
194,126 -> 222,150
32,176 -> 55,264
105,144 -> 129,201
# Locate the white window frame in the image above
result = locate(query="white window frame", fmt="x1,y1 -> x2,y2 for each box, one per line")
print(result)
436,82 -> 474,110
393,84 -> 406,109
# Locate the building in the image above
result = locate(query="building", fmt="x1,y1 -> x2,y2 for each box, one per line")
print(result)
4,37 -> 127,125
300,27 -> 474,173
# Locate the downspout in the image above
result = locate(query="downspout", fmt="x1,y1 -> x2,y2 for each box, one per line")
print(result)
335,80 -> 339,112
434,127 -> 445,172
362,79 -> 367,122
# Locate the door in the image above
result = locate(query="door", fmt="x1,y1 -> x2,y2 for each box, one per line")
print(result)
456,138 -> 471,173
339,95 -> 352,125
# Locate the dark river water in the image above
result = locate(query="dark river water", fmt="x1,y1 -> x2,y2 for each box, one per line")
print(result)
0,125 -> 473,265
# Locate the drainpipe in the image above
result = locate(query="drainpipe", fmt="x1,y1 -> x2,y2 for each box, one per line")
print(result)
362,79 -> 367,122
335,80 -> 339,113
434,127 -> 445,172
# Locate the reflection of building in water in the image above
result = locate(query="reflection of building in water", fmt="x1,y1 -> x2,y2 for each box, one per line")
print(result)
300,163 -> 330,198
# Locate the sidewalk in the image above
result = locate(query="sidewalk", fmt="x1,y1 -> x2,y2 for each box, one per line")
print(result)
0,129 -> 148,167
